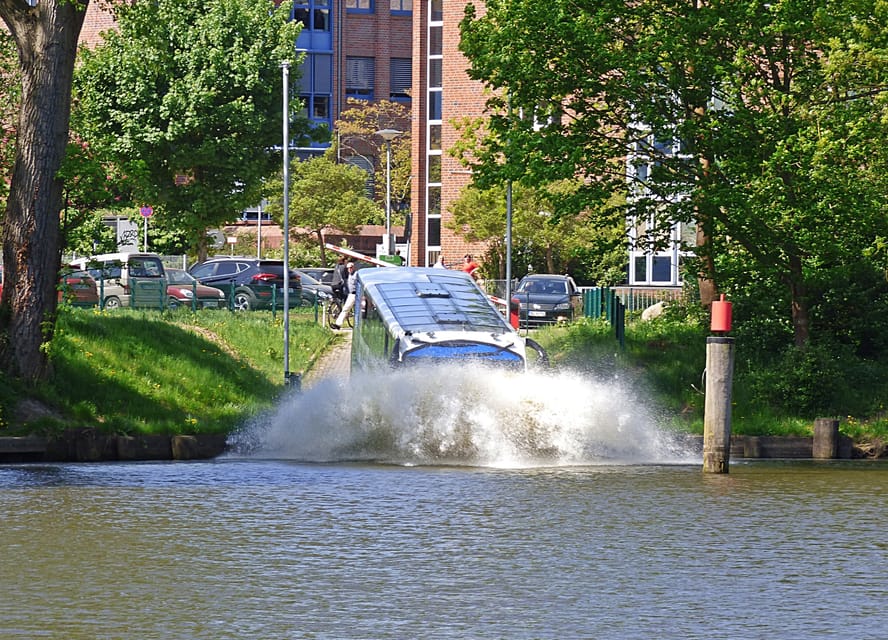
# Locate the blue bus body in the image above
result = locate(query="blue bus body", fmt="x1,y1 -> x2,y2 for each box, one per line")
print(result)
351,267 -> 544,372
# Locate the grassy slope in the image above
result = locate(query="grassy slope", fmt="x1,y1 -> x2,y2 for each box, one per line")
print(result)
2,309 -> 885,445
0,306 -> 336,436
533,318 -> 888,442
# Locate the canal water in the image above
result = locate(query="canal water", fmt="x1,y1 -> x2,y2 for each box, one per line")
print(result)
2,366 -> 886,639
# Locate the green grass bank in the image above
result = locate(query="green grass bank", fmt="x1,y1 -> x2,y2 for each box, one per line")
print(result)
0,306 -> 335,436
1,307 -> 885,456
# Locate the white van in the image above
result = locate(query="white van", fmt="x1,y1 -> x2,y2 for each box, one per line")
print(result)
71,252 -> 167,309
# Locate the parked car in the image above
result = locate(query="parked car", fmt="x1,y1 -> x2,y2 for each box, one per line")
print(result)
166,268 -> 226,309
512,274 -> 583,328
57,268 -> 100,307
1,266 -> 99,308
69,252 -> 167,309
187,257 -> 303,311
294,269 -> 334,306
298,267 -> 335,286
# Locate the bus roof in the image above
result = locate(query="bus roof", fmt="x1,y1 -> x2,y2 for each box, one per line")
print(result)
357,267 -> 513,336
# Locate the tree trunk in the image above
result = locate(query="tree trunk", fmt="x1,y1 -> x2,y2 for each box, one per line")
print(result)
788,254 -> 810,348
0,0 -> 87,381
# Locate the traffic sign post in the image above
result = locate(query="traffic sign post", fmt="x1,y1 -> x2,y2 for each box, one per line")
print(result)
140,206 -> 153,251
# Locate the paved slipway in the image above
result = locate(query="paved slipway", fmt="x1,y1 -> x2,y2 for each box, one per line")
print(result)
303,330 -> 352,388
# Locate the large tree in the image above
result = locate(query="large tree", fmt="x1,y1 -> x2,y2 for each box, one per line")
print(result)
447,181 -> 626,284
335,98 -> 412,220
261,149 -> 383,266
72,0 -> 306,261
460,0 -> 888,347
0,0 -> 88,381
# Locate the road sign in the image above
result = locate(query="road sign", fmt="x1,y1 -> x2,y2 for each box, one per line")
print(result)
139,206 -> 154,218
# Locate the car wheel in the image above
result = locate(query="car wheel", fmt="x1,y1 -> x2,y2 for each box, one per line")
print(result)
104,296 -> 122,310
233,291 -> 253,311
168,297 -> 181,310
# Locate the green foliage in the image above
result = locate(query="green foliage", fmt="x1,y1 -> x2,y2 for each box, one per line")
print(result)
534,311 -> 888,440
72,0 -> 306,255
261,150 -> 383,265
0,307 -> 334,435
459,0 -> 888,349
335,99 -> 412,218
447,182 -> 627,283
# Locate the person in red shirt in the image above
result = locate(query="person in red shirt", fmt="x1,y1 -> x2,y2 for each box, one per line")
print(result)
460,254 -> 480,281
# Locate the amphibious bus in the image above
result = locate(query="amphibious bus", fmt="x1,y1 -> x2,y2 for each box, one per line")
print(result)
350,267 -> 547,371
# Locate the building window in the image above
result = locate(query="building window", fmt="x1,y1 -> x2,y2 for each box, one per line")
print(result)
429,58 -> 442,89
427,216 -> 441,246
427,186 -> 441,215
429,25 -> 442,56
292,0 -> 331,32
428,90 -> 442,121
430,0 -> 442,22
346,57 -> 375,100
429,124 -> 441,150
428,154 -> 441,183
346,0 -> 372,12
390,58 -> 411,101
390,0 -> 411,13
297,53 -> 333,128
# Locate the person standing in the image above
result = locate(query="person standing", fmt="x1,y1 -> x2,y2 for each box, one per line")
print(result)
332,261 -> 357,329
331,257 -> 349,302
460,254 -> 480,280
433,254 -> 447,269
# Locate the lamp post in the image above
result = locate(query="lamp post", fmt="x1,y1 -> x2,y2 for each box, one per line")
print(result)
375,128 -> 402,255
281,60 -> 291,385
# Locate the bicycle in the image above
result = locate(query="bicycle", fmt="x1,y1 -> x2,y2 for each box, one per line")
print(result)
325,294 -> 354,329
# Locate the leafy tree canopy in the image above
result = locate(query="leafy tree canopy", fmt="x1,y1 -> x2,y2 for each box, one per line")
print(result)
336,98 -> 412,221
447,180 -> 626,285
72,0 -> 310,259
261,147 -> 383,266
460,0 -> 888,347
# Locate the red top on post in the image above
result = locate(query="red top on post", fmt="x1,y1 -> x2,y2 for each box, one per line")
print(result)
710,293 -> 732,332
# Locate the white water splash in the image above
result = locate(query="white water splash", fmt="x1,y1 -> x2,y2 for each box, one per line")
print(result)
228,364 -> 697,467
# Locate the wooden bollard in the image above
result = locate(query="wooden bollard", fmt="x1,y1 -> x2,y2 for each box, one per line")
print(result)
703,337 -> 735,473
813,417 -> 839,459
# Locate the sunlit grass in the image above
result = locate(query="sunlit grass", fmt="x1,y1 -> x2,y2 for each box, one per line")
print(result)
9,306 -> 336,435
533,317 -> 888,441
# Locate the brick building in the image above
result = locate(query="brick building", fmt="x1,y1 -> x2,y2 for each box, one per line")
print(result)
408,0 -> 487,268
76,1 -> 493,268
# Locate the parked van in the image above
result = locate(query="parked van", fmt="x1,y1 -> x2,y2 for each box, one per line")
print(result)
71,252 -> 167,310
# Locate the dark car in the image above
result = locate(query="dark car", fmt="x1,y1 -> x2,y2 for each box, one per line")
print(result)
298,267 -> 335,286
294,269 -> 334,306
166,268 -> 226,309
188,258 -> 303,311
512,274 -> 583,328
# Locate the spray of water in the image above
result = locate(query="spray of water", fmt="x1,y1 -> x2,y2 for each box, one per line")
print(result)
228,363 -> 697,468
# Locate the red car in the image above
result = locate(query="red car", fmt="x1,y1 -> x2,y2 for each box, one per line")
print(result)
166,268 -> 227,309
0,266 -> 99,308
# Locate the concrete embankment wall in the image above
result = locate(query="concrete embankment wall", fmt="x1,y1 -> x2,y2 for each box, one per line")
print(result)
0,430 -> 227,463
0,431 -> 876,463
682,434 -> 860,459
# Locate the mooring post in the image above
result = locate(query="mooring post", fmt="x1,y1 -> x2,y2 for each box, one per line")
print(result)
703,336 -> 735,473
703,294 -> 735,474
812,417 -> 839,459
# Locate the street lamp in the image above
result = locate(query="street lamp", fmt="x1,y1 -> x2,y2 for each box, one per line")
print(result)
375,128 -> 402,255
281,60 -> 291,385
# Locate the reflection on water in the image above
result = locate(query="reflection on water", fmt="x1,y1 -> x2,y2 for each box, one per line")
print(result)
229,364 -> 694,466
3,364 -> 886,638
1,460 -> 886,639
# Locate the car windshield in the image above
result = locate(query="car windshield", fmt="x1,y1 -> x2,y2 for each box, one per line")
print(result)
519,279 -> 567,295
166,269 -> 194,285
297,271 -> 320,285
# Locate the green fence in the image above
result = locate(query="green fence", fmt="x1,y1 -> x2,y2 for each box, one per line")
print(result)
583,288 -> 625,349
